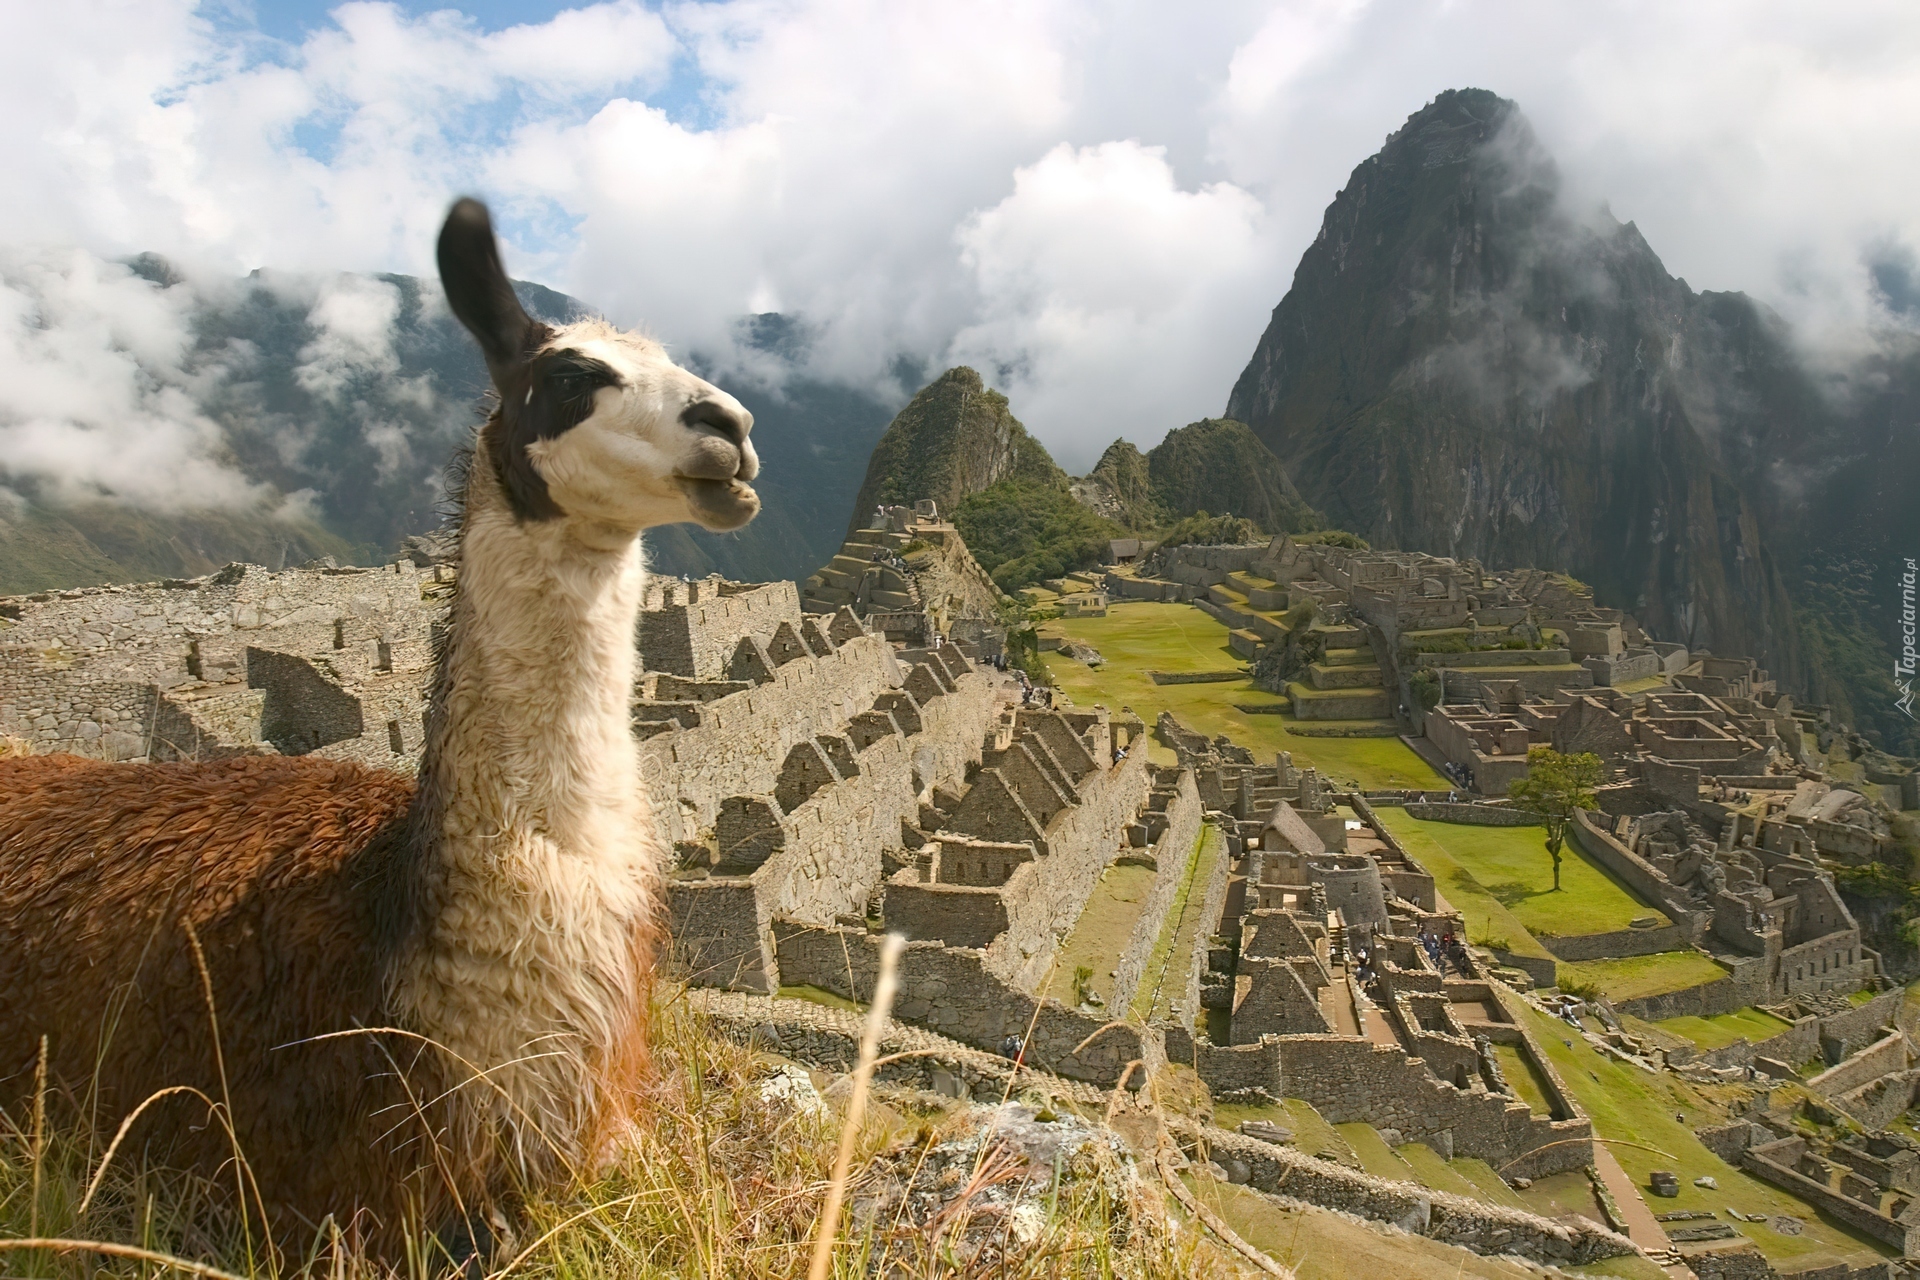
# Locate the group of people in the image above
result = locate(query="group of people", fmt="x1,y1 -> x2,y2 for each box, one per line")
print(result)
1007,665 -> 1054,709
1440,759 -> 1477,792
1710,781 -> 1753,804
1418,926 -> 1471,976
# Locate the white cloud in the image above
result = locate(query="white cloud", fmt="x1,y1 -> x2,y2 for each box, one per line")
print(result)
295,274 -> 404,401
2,0 -> 1919,494
0,248 -> 269,510
947,141 -> 1278,471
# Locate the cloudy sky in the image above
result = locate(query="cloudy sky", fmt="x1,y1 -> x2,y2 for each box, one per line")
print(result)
4,0 -> 1919,482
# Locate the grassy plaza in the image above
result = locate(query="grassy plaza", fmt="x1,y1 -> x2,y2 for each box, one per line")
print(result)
1039,600 -> 1446,791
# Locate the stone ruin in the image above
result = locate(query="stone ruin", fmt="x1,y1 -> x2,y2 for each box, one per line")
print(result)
12,547 -> 1913,1273
799,502 -> 1005,651
1142,713 -> 1599,1185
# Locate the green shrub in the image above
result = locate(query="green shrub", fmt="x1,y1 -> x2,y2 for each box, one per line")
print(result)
1409,669 -> 1443,713
1558,973 -> 1603,1001
954,480 -> 1122,593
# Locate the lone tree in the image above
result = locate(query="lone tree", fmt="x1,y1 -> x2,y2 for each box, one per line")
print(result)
1507,746 -> 1607,892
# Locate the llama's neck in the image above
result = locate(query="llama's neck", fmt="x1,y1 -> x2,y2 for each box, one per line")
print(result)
424,457 -> 648,867
398,451 -> 657,1171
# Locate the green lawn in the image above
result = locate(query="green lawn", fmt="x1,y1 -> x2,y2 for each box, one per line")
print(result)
1212,1097 -> 1356,1166
1372,810 -> 1667,939
1190,1178 -> 1552,1279
1045,863 -> 1157,1006
774,983 -> 864,1013
1512,996 -> 1891,1268
1336,1121 -> 1417,1181
1491,1042 -> 1556,1116
1039,600 -> 1445,790
1395,1141 -> 1493,1199
1654,1006 -> 1795,1051
1557,951 -> 1730,1002
1359,815 -> 1555,961
1445,1156 -> 1531,1210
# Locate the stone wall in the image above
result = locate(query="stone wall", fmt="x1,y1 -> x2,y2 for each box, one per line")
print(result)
1161,1031 -> 1284,1095
771,927 -> 1159,1086
1698,989 -> 1904,1072
1614,961 -> 1770,1022
1109,772 -> 1205,1017
1177,1125 -> 1634,1267
1742,1136 -> 1920,1254
663,644 -> 999,992
1778,925 -> 1875,999
1807,1031 -> 1914,1100
1,561 -> 439,759
1568,809 -> 1704,938
1402,802 -> 1545,826
638,579 -> 802,679
1538,923 -> 1692,962
0,658 -> 162,759
694,988 -> 1112,1108
245,647 -> 365,754
644,637 -> 984,848
984,746 -> 1153,991
1829,1071 -> 1920,1131
1272,1035 -> 1591,1176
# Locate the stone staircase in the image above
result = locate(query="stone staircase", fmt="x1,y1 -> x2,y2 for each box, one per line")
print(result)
801,527 -> 921,615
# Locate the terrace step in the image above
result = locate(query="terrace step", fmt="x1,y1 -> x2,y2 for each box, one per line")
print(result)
1308,662 -> 1384,690
1286,682 -> 1391,721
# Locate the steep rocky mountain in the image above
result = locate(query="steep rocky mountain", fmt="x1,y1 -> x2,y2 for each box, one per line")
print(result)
0,260 -> 898,595
1225,88 -> 1920,750
843,366 -> 1065,534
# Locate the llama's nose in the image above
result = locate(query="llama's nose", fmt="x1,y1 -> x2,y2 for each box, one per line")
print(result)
681,399 -> 752,447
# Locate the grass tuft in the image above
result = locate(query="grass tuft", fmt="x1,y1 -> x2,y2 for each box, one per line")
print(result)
0,983 -> 1246,1278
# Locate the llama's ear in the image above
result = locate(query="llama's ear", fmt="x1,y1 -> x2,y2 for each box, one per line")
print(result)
437,197 -> 535,380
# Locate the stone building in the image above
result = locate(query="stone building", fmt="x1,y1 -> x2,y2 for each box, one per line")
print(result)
0,559 -> 443,767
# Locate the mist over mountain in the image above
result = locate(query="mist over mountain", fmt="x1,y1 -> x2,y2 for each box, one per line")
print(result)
0,253 -> 901,593
1226,88 -> 1920,751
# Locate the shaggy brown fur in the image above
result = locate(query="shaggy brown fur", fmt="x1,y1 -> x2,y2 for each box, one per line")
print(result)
0,753 -> 457,1247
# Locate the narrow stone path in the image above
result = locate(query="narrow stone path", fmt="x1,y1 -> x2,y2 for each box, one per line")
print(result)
1321,966 -> 1362,1037
1591,1145 -> 1692,1278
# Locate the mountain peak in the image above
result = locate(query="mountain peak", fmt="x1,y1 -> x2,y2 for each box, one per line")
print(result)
843,366 -> 1064,534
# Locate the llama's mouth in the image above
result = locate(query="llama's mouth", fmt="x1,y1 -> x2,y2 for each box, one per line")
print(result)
677,476 -> 760,531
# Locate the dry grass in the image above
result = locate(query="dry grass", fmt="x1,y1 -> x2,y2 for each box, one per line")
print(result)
0,983 -> 1252,1279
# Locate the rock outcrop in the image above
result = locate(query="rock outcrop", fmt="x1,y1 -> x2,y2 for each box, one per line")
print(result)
1144,417 -> 1321,535
845,366 -> 1065,536
1070,440 -> 1162,530
1071,419 -> 1321,536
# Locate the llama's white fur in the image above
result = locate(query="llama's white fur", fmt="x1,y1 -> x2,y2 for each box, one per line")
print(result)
395,318 -> 756,1181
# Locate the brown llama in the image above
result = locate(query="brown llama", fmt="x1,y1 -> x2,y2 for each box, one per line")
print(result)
0,198 -> 760,1257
